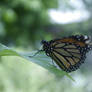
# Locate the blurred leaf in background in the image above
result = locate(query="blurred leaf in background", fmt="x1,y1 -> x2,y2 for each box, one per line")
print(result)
0,0 -> 58,47
0,0 -> 75,48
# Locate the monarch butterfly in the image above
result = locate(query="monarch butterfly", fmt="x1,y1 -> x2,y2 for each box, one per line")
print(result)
31,35 -> 92,73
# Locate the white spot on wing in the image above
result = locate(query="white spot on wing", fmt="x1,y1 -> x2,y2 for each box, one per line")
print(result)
84,36 -> 91,44
84,35 -> 88,40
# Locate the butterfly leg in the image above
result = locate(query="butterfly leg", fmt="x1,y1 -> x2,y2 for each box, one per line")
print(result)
29,50 -> 43,57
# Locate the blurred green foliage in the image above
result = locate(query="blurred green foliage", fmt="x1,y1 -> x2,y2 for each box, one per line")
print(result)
0,0 -> 92,48
0,0 -> 58,48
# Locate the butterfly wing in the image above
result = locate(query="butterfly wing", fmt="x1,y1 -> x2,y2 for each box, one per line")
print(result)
49,35 -> 92,72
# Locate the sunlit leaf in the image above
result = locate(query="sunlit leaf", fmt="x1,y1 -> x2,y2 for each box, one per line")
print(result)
0,43 -> 74,81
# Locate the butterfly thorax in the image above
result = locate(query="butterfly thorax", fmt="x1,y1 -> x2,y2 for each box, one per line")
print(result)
41,40 -> 53,56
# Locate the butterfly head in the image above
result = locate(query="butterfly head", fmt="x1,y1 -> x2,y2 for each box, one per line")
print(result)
41,40 -> 48,45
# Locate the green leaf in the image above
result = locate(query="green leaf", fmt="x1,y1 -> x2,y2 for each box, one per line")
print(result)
0,43 -> 74,81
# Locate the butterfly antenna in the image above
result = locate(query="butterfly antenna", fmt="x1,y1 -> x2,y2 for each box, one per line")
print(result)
29,50 -> 43,57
